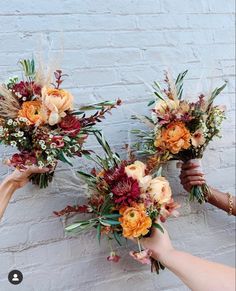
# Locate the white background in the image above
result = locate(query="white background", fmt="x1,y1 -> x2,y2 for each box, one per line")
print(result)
0,1 -> 235,290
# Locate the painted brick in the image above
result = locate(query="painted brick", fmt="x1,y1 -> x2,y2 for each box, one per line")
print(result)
0,1 -> 235,290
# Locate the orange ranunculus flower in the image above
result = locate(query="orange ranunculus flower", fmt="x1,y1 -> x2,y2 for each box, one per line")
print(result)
155,121 -> 191,154
18,101 -> 47,125
119,203 -> 152,239
42,87 -> 73,126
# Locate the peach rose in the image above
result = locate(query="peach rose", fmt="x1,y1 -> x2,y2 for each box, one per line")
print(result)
119,203 -> 152,238
155,121 -> 191,154
42,87 -> 74,126
147,176 -> 172,204
18,101 -> 47,125
125,161 -> 146,182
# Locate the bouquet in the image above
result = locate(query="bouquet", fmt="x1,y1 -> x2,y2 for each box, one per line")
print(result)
132,71 -> 226,203
54,132 -> 180,273
0,59 -> 121,188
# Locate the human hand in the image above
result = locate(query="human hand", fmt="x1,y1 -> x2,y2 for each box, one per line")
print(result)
5,166 -> 49,189
139,225 -> 174,263
179,161 -> 206,192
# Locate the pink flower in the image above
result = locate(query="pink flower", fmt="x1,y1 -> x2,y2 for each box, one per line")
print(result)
107,252 -> 121,263
160,198 -> 180,223
51,136 -> 65,148
191,129 -> 206,148
129,249 -> 152,265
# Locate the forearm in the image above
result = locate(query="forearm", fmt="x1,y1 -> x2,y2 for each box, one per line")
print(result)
0,178 -> 18,220
208,187 -> 236,216
160,250 -> 235,291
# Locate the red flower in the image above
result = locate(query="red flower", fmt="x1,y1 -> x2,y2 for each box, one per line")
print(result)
104,163 -> 141,205
10,152 -> 37,169
112,176 -> 140,205
104,163 -> 127,185
107,252 -> 121,263
13,81 -> 41,98
59,115 -> 81,137
51,136 -> 65,148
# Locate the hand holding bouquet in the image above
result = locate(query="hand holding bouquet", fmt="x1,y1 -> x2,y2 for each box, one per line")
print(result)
0,59 -> 121,188
55,132 -> 179,274
133,71 -> 226,203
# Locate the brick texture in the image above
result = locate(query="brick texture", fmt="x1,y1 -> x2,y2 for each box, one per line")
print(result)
0,1 -> 235,290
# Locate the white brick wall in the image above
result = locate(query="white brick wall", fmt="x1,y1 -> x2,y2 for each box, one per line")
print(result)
0,1 -> 235,290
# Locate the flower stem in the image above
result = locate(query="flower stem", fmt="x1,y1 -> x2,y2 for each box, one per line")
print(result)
108,237 -> 113,253
137,238 -> 142,253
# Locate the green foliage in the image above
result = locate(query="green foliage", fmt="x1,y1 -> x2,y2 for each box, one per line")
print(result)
175,70 -> 188,100
153,222 -> 164,233
208,82 -> 227,110
19,59 -> 36,79
79,101 -> 117,111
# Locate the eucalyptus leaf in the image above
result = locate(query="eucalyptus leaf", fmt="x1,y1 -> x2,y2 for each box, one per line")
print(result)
148,100 -> 155,106
101,219 -> 121,226
153,223 -> 164,233
97,223 -> 101,244
103,213 -> 121,219
57,152 -> 73,167
113,231 -> 122,246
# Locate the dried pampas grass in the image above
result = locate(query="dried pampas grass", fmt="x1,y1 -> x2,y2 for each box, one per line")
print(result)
34,50 -> 64,89
0,85 -> 20,118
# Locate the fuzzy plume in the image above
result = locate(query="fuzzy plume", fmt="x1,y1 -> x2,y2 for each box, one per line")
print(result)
164,71 -> 178,100
0,85 -> 20,118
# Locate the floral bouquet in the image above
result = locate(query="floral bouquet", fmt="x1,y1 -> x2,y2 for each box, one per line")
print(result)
54,132 -> 179,274
132,71 -> 226,203
0,59 -> 121,188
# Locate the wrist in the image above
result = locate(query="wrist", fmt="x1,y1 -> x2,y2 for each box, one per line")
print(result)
152,246 -> 176,264
158,248 -> 178,266
3,175 -> 19,191
205,186 -> 214,203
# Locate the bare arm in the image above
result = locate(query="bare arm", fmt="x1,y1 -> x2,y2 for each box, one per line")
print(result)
180,161 -> 235,215
0,167 -> 49,220
140,227 -> 235,291
0,178 -> 18,220
207,187 -> 236,216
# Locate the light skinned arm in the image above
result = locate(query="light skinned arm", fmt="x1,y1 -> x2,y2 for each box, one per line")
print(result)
180,161 -> 235,215
140,227 -> 235,291
0,167 -> 49,220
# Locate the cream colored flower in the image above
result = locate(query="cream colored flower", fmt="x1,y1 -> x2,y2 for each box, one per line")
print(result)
125,161 -> 146,181
139,175 -> 152,194
147,176 -> 172,204
155,99 -> 180,114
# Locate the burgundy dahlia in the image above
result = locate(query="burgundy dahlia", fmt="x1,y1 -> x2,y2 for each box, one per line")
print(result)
103,163 -> 127,186
59,115 -> 81,137
111,176 -> 140,205
13,81 -> 41,99
103,163 -> 141,205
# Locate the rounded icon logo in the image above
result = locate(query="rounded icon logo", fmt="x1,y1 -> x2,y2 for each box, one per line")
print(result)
8,270 -> 23,285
